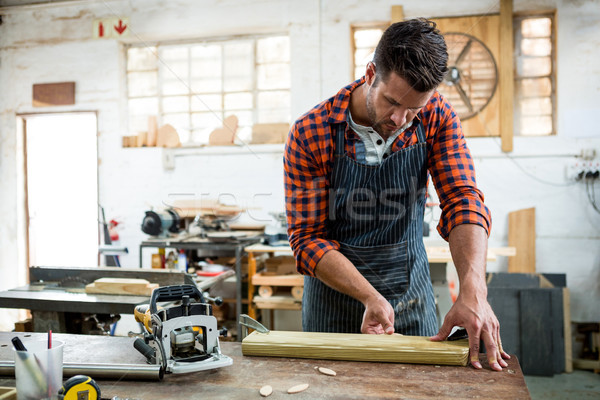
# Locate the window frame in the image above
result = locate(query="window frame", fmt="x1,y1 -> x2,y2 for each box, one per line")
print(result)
125,32 -> 291,145
513,11 -> 557,136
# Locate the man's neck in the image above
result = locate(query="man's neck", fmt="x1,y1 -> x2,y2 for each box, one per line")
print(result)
349,84 -> 371,127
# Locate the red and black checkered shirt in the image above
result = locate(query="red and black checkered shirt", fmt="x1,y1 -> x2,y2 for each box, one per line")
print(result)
284,77 -> 491,277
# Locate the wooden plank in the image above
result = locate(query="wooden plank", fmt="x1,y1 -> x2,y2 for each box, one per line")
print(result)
252,272 -> 304,287
391,5 -> 404,23
573,358 -> 600,370
242,330 -> 469,366
85,278 -> 158,296
499,0 -> 514,152
253,295 -> 301,310
508,207 -> 536,273
32,82 -> 75,107
563,288 -> 573,373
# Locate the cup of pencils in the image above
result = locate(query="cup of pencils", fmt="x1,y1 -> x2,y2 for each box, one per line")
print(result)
12,332 -> 63,400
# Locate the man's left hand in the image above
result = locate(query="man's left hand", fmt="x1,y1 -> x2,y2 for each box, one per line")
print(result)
429,292 -> 510,371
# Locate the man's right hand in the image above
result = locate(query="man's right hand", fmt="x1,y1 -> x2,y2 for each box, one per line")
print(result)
361,294 -> 395,334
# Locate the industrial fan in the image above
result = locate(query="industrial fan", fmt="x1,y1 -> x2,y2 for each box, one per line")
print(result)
439,32 -> 498,120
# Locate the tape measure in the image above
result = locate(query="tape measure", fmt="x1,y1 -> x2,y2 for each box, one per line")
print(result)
58,375 -> 101,400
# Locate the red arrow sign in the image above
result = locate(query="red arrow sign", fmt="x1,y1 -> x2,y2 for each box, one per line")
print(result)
114,19 -> 127,35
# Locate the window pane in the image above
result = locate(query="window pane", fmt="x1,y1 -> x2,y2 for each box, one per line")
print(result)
191,45 -> 221,81
128,97 -> 159,116
520,115 -> 553,135
191,77 -> 222,93
161,78 -> 189,95
159,59 -> 189,81
127,47 -> 157,71
517,56 -> 551,77
128,71 -> 158,97
191,94 -> 222,113
354,29 -> 383,48
191,112 -> 222,131
257,36 -> 289,63
258,108 -> 290,123
162,96 -> 189,113
521,38 -> 552,56
128,98 -> 158,133
224,42 -> 253,91
519,77 -> 552,97
226,110 -> 252,127
162,113 -> 190,142
521,18 -> 551,38
258,90 -> 290,110
257,63 -> 290,90
161,46 -> 188,61
520,97 -> 552,116
355,48 -> 374,66
225,92 -> 253,110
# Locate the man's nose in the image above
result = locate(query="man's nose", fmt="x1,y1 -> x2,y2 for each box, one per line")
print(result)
390,107 -> 408,127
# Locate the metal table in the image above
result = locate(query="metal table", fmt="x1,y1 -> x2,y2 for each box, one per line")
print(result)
0,267 -> 194,333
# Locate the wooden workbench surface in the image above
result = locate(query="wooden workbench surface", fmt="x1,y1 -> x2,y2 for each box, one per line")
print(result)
0,332 -> 530,399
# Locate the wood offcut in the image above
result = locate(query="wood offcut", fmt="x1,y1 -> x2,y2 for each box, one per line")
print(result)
242,330 -> 469,366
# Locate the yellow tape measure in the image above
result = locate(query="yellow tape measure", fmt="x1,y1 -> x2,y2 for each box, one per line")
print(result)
58,375 -> 101,400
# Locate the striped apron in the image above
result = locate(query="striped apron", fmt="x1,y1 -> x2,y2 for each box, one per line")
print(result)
302,122 -> 438,336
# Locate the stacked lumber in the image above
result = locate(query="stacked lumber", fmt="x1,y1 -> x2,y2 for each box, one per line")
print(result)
242,330 -> 469,366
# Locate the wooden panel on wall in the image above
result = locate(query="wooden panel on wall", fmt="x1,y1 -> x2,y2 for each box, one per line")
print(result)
32,82 -> 75,107
508,207 -> 536,273
431,15 -> 500,137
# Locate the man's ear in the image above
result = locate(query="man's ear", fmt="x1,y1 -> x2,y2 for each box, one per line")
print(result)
365,62 -> 376,86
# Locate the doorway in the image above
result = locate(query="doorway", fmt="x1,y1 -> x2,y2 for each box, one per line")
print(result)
22,112 -> 99,268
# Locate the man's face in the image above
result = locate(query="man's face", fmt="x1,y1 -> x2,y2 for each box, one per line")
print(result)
365,64 -> 434,138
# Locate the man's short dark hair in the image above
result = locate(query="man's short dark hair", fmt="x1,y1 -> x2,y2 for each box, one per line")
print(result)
373,18 -> 448,92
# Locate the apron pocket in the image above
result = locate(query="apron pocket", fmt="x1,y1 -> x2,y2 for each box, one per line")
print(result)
340,241 -> 410,300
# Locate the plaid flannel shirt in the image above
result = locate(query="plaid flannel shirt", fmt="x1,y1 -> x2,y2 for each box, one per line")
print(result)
284,78 -> 491,276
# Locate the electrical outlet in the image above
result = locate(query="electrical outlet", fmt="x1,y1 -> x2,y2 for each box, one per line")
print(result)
566,160 -> 600,181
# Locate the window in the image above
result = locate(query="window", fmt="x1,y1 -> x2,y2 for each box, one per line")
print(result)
351,14 -> 556,136
126,35 -> 291,145
351,24 -> 386,81
514,14 -> 555,136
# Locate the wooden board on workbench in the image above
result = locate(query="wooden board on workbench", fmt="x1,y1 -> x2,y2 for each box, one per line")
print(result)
85,277 -> 158,296
242,330 -> 469,366
252,272 -> 303,287
254,295 -> 301,310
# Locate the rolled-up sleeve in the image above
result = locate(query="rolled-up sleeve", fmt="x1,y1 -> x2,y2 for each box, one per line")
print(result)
284,120 -> 339,277
427,95 -> 492,240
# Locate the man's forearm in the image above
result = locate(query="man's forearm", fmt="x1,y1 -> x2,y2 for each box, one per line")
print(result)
314,249 -> 395,334
448,224 -> 488,296
314,250 -> 380,305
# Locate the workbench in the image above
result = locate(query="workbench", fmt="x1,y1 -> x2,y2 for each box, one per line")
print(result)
0,332 -> 530,399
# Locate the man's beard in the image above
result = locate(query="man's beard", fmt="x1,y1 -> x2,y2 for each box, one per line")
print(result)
366,87 -> 395,138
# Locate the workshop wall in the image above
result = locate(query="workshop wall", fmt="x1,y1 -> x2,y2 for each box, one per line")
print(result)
0,0 -> 599,330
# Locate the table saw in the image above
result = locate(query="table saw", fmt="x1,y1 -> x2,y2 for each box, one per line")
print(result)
0,332 -> 530,399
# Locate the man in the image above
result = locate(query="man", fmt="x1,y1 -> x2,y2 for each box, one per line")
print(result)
284,18 -> 509,371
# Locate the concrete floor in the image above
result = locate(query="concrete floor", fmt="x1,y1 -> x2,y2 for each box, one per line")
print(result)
525,370 -> 600,399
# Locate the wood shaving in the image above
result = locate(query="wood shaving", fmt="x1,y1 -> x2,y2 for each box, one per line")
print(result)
259,385 -> 273,397
317,367 -> 337,376
287,383 -> 309,394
